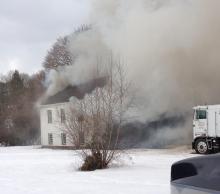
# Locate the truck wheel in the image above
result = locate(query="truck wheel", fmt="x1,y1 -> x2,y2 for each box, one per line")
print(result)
195,139 -> 209,154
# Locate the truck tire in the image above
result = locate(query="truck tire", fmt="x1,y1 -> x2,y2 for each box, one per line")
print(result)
195,139 -> 209,154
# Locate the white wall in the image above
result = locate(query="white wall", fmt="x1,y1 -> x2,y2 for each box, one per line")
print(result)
40,102 -> 72,146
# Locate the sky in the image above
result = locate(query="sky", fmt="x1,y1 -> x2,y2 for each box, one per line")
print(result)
0,0 -> 90,75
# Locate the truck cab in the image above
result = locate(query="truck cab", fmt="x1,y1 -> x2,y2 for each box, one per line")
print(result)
193,108 -> 207,139
192,105 -> 220,154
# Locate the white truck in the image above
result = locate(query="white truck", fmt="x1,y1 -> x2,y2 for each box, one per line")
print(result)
193,105 -> 220,154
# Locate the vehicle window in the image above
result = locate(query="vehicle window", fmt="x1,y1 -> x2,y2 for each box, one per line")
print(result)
196,110 -> 206,119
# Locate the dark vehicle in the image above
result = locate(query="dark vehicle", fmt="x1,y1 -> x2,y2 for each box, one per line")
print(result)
171,154 -> 220,194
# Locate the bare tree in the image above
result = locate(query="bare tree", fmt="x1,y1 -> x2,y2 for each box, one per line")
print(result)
43,24 -> 91,71
58,100 -> 89,149
43,37 -> 72,70
60,57 -> 133,170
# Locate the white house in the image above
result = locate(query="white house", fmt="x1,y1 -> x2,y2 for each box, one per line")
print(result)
40,102 -> 71,147
40,77 -> 106,147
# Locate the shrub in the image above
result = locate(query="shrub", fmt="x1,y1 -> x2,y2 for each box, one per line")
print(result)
80,151 -> 107,171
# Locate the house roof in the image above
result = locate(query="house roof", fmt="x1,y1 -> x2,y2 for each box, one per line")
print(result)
42,77 -> 106,105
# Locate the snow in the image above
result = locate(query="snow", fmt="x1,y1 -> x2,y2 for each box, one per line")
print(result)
0,146 -> 194,194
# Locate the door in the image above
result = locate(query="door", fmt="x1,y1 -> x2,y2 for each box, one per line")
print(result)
193,109 -> 207,139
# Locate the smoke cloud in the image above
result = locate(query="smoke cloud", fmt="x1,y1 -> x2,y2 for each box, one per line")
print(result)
46,0 -> 220,146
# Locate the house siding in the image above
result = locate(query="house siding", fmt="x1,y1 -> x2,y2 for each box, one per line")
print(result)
40,102 -> 72,147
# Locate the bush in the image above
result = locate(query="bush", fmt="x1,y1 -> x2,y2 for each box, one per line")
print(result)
80,152 -> 107,171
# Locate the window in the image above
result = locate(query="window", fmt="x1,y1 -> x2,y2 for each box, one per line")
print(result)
47,110 -> 52,123
61,108 -> 66,123
61,133 -> 66,145
79,131 -> 85,145
196,110 -> 207,120
48,133 -> 53,145
4,119 -> 13,129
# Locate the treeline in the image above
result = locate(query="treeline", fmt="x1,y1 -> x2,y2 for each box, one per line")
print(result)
0,25 -> 90,146
0,33 -> 71,146
0,70 -> 45,145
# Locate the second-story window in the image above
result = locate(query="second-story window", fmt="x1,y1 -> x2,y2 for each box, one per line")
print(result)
47,110 -> 52,123
61,108 -> 66,123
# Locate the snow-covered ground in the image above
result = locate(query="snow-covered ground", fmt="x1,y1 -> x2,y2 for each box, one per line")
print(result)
0,146 -> 194,194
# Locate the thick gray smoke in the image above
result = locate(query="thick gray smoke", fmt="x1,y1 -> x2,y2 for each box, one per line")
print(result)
46,0 -> 220,146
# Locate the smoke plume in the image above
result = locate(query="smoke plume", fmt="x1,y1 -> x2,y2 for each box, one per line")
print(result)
46,0 -> 220,146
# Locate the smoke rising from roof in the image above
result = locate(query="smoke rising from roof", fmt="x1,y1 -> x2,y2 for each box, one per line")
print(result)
46,0 -> 220,146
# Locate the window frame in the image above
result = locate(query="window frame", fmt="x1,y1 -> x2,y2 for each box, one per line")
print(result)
61,133 -> 66,145
47,110 -> 52,124
196,109 -> 207,120
48,133 -> 53,145
60,108 -> 66,123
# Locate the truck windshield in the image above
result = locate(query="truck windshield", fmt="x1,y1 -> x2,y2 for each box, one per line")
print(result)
196,110 -> 206,119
